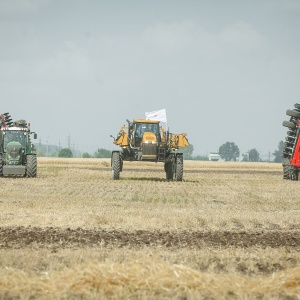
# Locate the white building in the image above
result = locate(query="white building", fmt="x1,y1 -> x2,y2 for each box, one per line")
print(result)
209,153 -> 221,161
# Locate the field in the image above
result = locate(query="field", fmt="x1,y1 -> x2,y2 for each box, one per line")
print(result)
0,158 -> 300,299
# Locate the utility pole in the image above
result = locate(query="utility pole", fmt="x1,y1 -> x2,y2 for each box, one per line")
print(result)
46,135 -> 49,157
67,134 -> 71,149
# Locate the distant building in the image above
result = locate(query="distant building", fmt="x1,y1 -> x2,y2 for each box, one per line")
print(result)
209,152 -> 220,161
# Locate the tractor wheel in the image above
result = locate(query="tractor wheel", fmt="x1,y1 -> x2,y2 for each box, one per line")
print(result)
282,153 -> 291,159
112,152 -> 121,180
283,164 -> 290,179
294,103 -> 300,110
290,168 -> 299,181
287,129 -> 297,136
26,155 -> 37,177
292,173 -> 299,181
282,150 -> 292,157
282,120 -> 296,129
286,136 -> 295,143
284,142 -> 294,149
286,109 -> 300,118
175,154 -> 183,181
283,145 -> 293,151
0,154 -> 3,177
165,162 -> 174,181
283,142 -> 294,148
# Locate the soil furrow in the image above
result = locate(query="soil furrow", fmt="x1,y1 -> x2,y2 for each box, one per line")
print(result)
1,227 -> 299,249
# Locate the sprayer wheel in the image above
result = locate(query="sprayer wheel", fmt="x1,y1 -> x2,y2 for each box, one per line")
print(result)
112,152 -> 121,180
165,162 -> 174,181
175,154 -> 183,181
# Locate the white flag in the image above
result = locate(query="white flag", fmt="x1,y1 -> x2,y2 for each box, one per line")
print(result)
145,109 -> 167,123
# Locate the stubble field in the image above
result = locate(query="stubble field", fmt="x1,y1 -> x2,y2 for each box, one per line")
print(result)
0,158 -> 299,299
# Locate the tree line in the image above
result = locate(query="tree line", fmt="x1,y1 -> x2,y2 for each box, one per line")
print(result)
35,141 -> 285,162
181,141 -> 284,162
35,143 -> 112,158
58,148 -> 112,158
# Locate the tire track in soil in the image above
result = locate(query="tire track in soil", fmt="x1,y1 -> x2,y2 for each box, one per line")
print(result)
88,168 -> 282,175
1,227 -> 299,249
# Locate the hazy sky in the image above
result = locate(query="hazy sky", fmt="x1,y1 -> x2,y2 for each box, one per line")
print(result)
1,0 -> 300,158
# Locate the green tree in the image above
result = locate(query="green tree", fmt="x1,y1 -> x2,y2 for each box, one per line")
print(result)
219,141 -> 240,161
179,144 -> 194,160
94,148 -> 111,158
82,152 -> 91,158
58,148 -> 73,158
273,141 -> 284,163
248,148 -> 260,162
36,148 -> 45,157
241,153 -> 249,162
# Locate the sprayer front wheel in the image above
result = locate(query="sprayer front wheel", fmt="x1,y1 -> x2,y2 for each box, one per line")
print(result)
175,154 -> 183,181
165,162 -> 174,181
112,152 -> 121,180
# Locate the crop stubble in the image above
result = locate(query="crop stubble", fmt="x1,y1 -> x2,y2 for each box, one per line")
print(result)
0,158 -> 299,299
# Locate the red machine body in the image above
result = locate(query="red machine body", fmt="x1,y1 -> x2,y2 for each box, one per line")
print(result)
282,104 -> 300,180
289,120 -> 300,168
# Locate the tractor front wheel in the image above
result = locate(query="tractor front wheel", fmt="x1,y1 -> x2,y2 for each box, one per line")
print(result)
0,154 -> 3,177
112,152 -> 121,180
26,155 -> 37,177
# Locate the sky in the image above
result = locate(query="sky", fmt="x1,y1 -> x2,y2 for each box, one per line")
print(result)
1,0 -> 300,159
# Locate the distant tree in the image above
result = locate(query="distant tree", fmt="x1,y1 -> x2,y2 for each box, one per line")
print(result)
248,148 -> 260,162
219,141 -> 240,161
36,148 -> 45,157
58,148 -> 73,158
94,148 -> 111,158
273,141 -> 284,163
179,144 -> 194,160
241,153 -> 249,162
82,152 -> 91,158
34,143 -> 59,157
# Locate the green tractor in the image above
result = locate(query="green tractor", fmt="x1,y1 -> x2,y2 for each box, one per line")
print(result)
0,113 -> 37,177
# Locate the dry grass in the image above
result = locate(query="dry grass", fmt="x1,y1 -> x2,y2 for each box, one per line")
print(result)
0,158 -> 299,231
1,258 -> 300,300
0,158 -> 299,299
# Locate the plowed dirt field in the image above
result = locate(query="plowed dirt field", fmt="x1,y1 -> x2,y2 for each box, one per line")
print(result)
1,226 -> 300,249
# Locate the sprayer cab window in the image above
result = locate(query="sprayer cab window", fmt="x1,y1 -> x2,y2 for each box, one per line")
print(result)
135,123 -> 159,137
